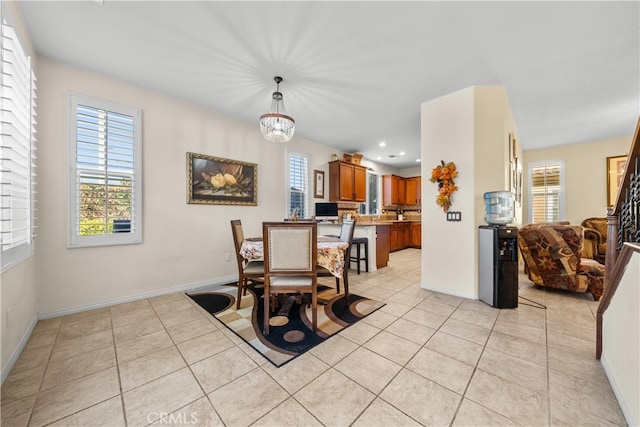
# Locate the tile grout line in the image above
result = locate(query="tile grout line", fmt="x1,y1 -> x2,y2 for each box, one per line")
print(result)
26,320 -> 63,427
180,293 -> 234,426
110,304 -> 129,427
447,303 -> 501,426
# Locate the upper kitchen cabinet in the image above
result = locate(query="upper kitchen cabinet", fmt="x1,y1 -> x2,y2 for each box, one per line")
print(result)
405,176 -> 421,205
328,160 -> 367,202
383,175 -> 422,207
382,175 -> 406,206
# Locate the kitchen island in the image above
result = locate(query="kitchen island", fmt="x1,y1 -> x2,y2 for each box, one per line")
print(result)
318,223 -> 388,271
318,220 -> 420,271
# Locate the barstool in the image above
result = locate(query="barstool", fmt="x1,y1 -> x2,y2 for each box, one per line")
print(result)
350,237 -> 369,274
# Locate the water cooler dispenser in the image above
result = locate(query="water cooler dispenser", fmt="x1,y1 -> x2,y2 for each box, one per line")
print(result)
478,192 -> 518,308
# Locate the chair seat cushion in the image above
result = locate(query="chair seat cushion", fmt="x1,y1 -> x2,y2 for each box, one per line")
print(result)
316,266 -> 332,275
270,276 -> 313,288
244,261 -> 264,274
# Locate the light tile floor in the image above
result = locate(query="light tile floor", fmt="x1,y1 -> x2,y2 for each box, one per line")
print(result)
1,249 -> 627,426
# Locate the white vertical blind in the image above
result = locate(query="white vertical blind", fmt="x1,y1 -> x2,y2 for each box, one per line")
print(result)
530,162 -> 562,223
74,105 -> 135,235
1,18 -> 37,270
288,152 -> 308,218
69,94 -> 142,247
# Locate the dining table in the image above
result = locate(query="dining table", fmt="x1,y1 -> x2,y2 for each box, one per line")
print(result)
239,235 -> 349,278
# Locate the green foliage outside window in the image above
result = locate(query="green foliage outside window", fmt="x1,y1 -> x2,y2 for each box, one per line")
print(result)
79,180 -> 132,235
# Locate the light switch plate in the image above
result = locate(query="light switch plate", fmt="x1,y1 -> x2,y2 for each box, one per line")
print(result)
446,211 -> 462,222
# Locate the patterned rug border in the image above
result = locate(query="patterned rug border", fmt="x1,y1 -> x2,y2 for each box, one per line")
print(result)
187,282 -> 386,367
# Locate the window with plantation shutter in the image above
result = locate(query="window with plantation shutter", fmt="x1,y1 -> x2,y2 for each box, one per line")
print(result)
288,152 -> 308,219
529,161 -> 564,223
68,94 -> 142,247
1,17 -> 37,272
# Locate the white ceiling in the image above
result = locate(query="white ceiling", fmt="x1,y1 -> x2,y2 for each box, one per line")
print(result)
17,1 -> 640,169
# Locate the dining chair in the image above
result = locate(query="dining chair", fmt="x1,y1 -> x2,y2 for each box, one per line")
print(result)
262,221 -> 318,335
230,219 -> 264,309
317,219 -> 356,302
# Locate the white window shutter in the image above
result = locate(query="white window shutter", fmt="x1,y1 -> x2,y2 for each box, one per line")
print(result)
68,94 -> 142,248
530,162 -> 562,223
1,18 -> 37,271
288,152 -> 309,219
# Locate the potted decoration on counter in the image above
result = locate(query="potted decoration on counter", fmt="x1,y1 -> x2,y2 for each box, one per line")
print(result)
430,160 -> 458,213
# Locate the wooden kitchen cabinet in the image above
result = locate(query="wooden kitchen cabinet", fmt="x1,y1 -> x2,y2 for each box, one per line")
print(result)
390,221 -> 410,252
329,160 -> 367,202
405,176 -> 421,206
375,224 -> 390,268
398,222 -> 409,248
382,175 -> 406,206
410,222 -> 421,248
390,223 -> 399,251
383,175 -> 422,207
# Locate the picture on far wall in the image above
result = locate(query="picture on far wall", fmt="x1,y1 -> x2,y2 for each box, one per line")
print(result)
607,155 -> 627,207
515,157 -> 523,207
187,152 -> 257,205
508,133 -> 518,199
314,170 -> 325,198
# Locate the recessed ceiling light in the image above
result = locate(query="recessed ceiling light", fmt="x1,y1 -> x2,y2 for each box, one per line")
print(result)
416,159 -> 421,162
399,151 -> 405,156
376,156 -> 382,160
379,142 -> 386,147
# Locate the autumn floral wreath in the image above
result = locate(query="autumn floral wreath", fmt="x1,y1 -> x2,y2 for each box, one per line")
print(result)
429,160 -> 458,212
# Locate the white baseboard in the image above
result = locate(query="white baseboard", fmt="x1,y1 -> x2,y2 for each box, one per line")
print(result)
37,275 -> 237,319
601,353 -> 637,427
1,315 -> 38,385
420,282 -> 478,300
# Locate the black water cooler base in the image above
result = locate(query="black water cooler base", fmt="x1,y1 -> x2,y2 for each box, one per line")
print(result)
478,225 -> 518,309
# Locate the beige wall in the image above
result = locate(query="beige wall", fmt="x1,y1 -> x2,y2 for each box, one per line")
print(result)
522,136 -> 631,225
1,2 -> 39,378
420,86 -> 519,298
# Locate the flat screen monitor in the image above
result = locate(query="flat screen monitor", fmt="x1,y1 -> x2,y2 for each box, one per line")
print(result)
315,202 -> 339,221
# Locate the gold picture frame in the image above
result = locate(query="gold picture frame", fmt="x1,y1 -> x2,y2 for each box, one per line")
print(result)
187,152 -> 257,205
607,155 -> 627,207
314,170 -> 325,198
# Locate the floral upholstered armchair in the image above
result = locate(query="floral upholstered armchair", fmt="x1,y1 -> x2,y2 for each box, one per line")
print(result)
581,217 -> 608,264
518,224 -> 604,301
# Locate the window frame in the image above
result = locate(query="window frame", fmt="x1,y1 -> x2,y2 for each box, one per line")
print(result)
67,93 -> 142,248
527,159 -> 565,223
286,150 -> 309,219
1,15 -> 37,272
361,171 -> 379,214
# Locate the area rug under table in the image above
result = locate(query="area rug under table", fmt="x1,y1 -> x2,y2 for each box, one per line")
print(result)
187,283 -> 385,367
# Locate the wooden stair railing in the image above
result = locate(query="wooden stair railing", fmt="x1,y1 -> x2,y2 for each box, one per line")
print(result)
597,116 -> 640,359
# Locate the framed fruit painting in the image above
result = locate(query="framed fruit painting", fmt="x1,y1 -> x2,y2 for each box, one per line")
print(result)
187,152 -> 257,205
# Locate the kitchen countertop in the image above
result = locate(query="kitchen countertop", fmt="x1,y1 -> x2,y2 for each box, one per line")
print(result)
317,220 -> 421,226
355,220 -> 421,225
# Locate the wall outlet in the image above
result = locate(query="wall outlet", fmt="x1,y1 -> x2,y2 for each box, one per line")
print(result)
225,253 -> 231,262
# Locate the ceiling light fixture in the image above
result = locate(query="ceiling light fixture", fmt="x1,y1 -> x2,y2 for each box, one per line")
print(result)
259,76 -> 295,143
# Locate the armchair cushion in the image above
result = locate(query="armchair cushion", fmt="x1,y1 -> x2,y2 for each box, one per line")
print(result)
518,224 -> 603,300
581,217 -> 607,263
